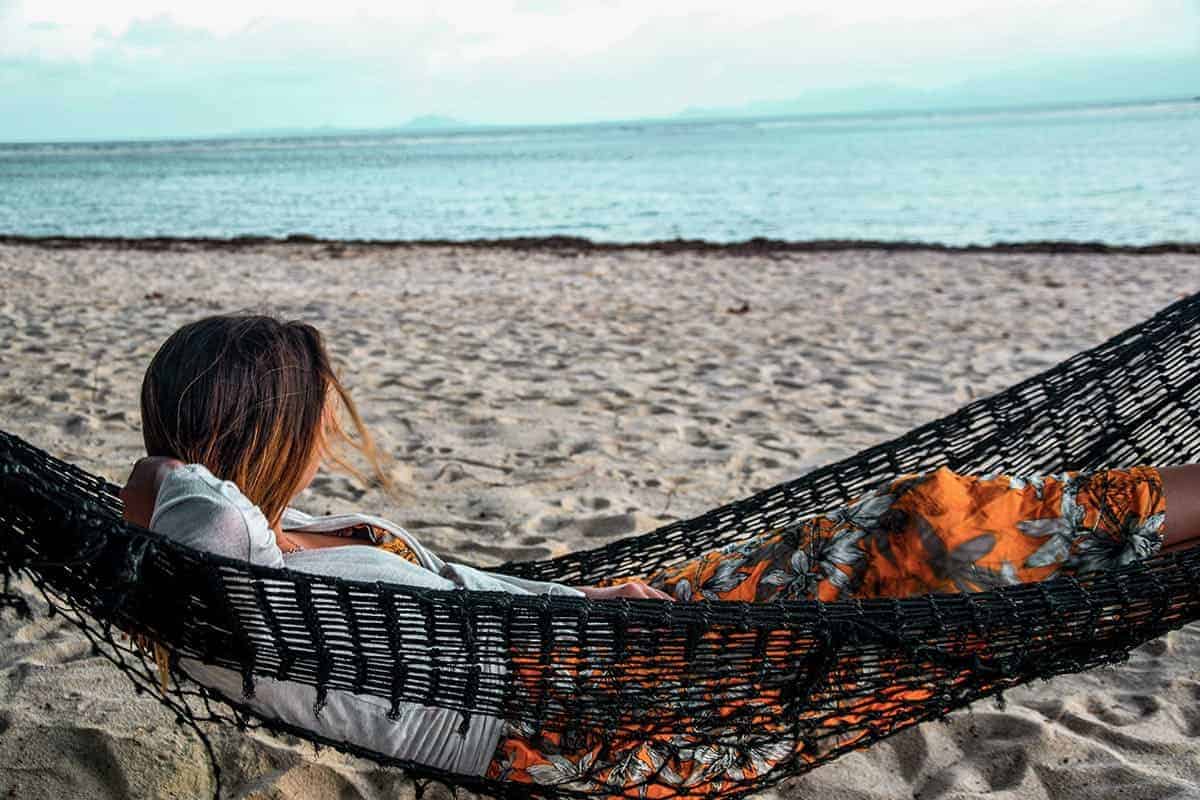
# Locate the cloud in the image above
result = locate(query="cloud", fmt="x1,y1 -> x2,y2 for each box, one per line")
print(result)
12,2 -> 1200,67
0,1 -> 1197,140
117,15 -> 214,48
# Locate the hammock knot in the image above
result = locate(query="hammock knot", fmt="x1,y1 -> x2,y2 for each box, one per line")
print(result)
95,532 -> 152,620
537,594 -> 555,665
118,533 -> 151,587
1147,571 -> 1170,622
655,601 -> 673,629
240,668 -> 256,701
883,596 -> 904,644
965,594 -> 988,638
458,604 -> 476,653
684,618 -> 703,663
295,576 -> 330,714
612,599 -> 631,659
0,571 -> 31,619
992,652 -> 1022,678
1067,575 -> 1102,641
753,626 -> 771,681
737,601 -> 752,632
576,605 -> 591,651
377,586 -> 410,721
1115,571 -> 1133,609
1036,582 -> 1058,617
460,657 -> 482,736
925,594 -> 946,635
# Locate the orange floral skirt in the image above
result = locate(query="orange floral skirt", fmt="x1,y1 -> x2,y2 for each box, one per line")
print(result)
483,466 -> 1167,796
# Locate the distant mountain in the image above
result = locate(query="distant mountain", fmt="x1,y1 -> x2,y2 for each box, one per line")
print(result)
225,124 -> 358,139
677,55 -> 1200,120
677,84 -> 936,118
228,115 -> 475,140
400,115 -> 469,129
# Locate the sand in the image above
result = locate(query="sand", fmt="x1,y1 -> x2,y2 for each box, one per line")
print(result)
2,240 -> 1200,799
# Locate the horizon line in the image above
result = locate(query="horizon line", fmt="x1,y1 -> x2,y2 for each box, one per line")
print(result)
1,93 -> 1194,147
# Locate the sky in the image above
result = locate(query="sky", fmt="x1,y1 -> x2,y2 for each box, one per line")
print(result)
1,0 -> 1198,141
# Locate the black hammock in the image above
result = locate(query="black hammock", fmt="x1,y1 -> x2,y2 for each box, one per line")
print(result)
5,290 -> 1200,800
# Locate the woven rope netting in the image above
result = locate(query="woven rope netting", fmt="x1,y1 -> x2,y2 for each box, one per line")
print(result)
4,290 -> 1200,799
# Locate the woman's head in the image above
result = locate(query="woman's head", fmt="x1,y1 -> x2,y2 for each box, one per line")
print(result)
140,314 -> 388,527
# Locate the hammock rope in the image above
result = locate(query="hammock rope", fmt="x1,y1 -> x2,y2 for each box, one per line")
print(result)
4,290 -> 1200,799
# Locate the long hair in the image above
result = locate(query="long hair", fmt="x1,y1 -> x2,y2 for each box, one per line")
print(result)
139,314 -> 391,527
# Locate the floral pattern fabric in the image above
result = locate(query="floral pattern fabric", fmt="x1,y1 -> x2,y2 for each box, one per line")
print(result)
482,465 -> 1166,797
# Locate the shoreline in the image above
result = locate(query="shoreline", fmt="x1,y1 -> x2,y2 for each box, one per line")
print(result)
3,233 -> 1200,256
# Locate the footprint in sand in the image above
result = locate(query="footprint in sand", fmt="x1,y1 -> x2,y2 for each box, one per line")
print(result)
62,414 -> 96,436
578,514 -> 638,538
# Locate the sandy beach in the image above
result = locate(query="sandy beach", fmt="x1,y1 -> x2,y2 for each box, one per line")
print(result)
3,239 -> 1200,799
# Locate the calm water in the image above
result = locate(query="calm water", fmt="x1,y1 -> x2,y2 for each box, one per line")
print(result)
1,100 -> 1197,245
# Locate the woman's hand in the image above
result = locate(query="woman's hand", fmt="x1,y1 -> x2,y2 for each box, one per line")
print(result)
575,582 -> 674,601
120,456 -> 183,528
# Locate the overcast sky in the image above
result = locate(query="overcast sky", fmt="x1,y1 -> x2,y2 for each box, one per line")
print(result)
1,0 -> 1197,141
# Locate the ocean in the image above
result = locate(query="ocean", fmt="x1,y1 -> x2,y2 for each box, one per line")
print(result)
1,99 -> 1197,245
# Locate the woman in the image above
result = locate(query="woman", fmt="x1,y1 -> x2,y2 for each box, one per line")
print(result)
121,314 -> 1200,790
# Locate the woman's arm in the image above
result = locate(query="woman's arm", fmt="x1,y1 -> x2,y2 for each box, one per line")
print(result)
130,458 -> 675,600
120,456 -> 184,527
1159,465 -> 1200,552
574,582 -> 673,600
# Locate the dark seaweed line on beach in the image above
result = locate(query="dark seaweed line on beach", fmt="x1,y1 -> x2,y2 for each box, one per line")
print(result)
2,233 -> 1199,256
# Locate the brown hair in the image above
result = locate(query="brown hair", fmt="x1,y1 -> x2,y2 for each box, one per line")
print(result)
140,314 -> 392,527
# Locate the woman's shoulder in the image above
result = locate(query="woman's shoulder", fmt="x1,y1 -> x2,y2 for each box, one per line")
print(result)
156,463 -> 261,512
151,463 -> 283,568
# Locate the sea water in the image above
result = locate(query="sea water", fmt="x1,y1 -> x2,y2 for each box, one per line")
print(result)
1,99 -> 1197,245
